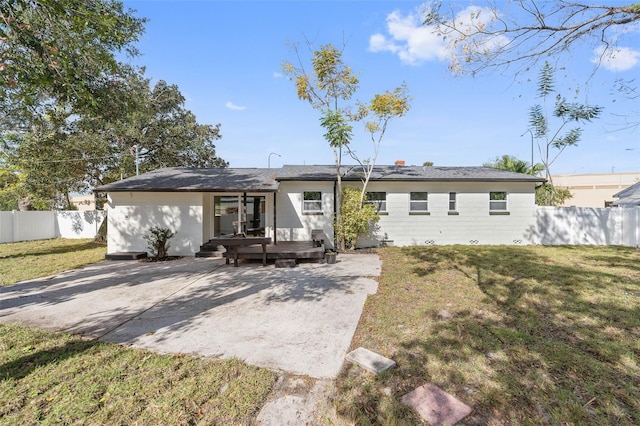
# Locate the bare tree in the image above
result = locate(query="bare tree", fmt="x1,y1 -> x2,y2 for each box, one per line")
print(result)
424,1 -> 640,76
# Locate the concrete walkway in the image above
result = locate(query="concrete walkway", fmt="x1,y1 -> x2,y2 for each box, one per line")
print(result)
0,254 -> 379,378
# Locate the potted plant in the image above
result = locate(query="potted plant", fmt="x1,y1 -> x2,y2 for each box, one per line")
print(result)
324,249 -> 337,264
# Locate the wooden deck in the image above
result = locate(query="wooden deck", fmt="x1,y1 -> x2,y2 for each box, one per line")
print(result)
197,237 -> 326,265
230,241 -> 324,261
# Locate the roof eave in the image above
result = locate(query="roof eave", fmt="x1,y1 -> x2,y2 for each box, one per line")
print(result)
94,188 -> 279,193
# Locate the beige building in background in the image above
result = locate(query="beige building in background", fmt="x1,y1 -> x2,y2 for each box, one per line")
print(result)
553,172 -> 640,207
69,194 -> 96,211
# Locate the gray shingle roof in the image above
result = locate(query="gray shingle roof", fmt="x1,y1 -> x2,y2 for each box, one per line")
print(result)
95,164 -> 545,193
613,181 -> 640,199
94,167 -> 280,192
278,165 -> 546,182
612,181 -> 640,206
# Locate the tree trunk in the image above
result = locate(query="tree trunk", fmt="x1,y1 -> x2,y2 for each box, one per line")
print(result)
333,146 -> 346,251
18,196 -> 34,211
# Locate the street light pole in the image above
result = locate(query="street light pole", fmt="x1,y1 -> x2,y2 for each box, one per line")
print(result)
130,144 -> 140,176
268,152 -> 281,168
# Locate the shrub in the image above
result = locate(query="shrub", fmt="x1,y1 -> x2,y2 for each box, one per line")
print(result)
144,226 -> 176,258
336,188 -> 379,250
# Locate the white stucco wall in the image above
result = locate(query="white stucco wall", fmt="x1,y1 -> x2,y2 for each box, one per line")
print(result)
276,181 -> 335,248
107,192 -> 203,256
345,181 -> 538,246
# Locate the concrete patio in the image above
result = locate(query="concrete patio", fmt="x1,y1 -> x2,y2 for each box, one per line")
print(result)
0,254 -> 379,378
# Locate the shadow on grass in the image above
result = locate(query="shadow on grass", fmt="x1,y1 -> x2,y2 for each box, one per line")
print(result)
336,246 -> 640,425
0,240 -> 105,261
0,338 -> 96,381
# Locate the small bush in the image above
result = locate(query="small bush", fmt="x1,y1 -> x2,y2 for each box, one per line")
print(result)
144,227 -> 176,258
336,188 -> 379,250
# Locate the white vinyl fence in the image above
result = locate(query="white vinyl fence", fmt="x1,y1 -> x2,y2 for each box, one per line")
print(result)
528,206 -> 640,247
0,210 -> 105,243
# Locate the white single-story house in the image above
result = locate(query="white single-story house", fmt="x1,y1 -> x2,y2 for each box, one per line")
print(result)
95,164 -> 546,256
612,182 -> 640,207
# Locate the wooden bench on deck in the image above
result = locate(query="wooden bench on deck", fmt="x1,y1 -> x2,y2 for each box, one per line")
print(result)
209,235 -> 271,267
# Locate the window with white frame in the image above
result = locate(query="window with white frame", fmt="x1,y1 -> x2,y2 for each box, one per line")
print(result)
409,192 -> 428,212
365,192 -> 387,212
489,191 -> 508,211
449,192 -> 457,211
302,191 -> 322,213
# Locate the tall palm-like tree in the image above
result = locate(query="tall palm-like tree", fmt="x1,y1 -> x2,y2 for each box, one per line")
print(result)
483,155 -> 543,175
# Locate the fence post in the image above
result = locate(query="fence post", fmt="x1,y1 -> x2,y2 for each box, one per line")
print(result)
12,210 -> 17,243
636,207 -> 640,248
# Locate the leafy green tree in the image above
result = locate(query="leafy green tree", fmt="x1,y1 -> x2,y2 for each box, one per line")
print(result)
483,154 -> 572,206
528,62 -> 602,204
0,166 -> 20,210
283,42 -> 358,249
535,183 -> 573,207
350,84 -> 411,206
2,68 -> 226,210
0,0 -> 145,114
283,42 -> 409,249
77,69 -> 228,184
483,155 -> 543,175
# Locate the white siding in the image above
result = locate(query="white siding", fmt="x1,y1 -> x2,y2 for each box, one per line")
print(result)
276,181 -> 335,248
346,181 -> 538,246
107,192 -> 203,256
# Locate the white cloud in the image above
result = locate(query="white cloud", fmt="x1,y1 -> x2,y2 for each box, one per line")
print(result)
592,46 -> 640,72
369,9 -> 448,65
273,71 -> 283,78
225,101 -> 247,111
369,5 -> 506,67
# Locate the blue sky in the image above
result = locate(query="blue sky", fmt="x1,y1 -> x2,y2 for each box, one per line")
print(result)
122,1 -> 640,174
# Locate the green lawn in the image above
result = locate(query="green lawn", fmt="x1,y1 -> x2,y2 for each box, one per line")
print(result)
0,324 -> 276,425
0,238 -> 107,286
334,245 -> 640,425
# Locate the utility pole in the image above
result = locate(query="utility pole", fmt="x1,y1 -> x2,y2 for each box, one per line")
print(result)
132,144 -> 140,176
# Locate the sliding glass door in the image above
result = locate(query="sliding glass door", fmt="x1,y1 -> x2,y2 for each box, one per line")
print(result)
214,195 -> 265,237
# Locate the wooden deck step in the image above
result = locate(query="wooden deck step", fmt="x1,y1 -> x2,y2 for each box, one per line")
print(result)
105,252 -> 147,261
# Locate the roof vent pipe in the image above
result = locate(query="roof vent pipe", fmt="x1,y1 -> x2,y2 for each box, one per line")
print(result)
395,160 -> 405,167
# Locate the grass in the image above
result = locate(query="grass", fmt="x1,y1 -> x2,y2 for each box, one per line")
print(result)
334,245 -> 640,425
0,324 -> 276,425
0,238 -> 107,287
